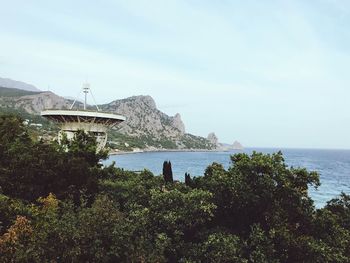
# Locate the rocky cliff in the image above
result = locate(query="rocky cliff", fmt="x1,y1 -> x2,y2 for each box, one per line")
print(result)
207,132 -> 219,147
12,92 -> 71,114
232,140 -> 244,150
0,87 -> 72,113
101,95 -> 185,139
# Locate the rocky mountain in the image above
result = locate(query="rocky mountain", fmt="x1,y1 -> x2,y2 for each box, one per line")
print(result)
101,95 -> 213,150
232,140 -> 244,150
207,132 -> 219,147
0,86 -> 214,150
101,96 -> 185,139
0,91 -> 71,114
0,77 -> 41,92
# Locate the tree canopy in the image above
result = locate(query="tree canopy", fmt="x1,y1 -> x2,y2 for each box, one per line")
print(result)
0,114 -> 350,262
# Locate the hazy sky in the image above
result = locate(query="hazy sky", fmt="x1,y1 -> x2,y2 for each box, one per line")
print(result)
1,0 -> 349,149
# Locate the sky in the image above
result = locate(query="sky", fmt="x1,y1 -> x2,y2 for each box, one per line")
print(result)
0,0 -> 349,149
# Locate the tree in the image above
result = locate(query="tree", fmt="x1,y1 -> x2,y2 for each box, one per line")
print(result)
194,232 -> 246,263
324,193 -> 350,229
185,172 -> 192,186
162,161 -> 173,183
147,188 -> 216,261
1,117 -> 350,263
0,115 -> 106,203
191,152 -> 325,261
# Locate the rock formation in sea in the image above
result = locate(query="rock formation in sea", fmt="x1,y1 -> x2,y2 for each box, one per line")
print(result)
232,140 -> 244,150
207,132 -> 219,147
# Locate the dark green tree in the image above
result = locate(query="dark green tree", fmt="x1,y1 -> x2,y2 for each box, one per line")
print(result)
162,160 -> 173,183
0,115 -> 107,203
185,172 -> 192,186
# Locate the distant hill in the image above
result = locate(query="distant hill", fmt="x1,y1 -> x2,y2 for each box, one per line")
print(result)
0,77 -> 41,92
0,86 -> 42,97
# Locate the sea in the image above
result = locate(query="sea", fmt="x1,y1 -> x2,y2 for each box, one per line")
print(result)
104,148 -> 350,208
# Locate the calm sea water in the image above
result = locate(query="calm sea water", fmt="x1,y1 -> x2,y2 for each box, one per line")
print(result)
104,148 -> 350,208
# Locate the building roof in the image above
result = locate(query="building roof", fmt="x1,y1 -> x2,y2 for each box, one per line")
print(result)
41,109 -> 126,127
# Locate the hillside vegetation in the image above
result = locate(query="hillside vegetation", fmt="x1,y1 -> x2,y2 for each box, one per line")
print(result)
1,114 -> 350,262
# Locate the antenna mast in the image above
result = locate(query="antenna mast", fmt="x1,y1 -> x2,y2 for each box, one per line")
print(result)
83,83 -> 90,110
70,83 -> 100,111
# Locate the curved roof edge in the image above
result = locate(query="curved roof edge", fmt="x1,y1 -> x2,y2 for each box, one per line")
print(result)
41,109 -> 126,121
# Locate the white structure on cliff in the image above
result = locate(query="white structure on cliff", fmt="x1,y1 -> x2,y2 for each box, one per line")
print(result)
41,83 -> 126,151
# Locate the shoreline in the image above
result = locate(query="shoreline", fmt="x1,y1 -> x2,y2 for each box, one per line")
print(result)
108,148 -> 235,156
107,146 -> 350,156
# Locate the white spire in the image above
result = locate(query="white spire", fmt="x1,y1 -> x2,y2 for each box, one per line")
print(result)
82,82 -> 90,110
70,83 -> 100,111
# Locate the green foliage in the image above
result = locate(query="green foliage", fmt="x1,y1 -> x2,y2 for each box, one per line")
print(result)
146,188 -> 216,261
60,129 -> 108,166
0,107 -> 59,135
0,194 -> 136,262
148,188 -> 216,234
0,194 -> 30,234
99,168 -> 163,211
108,131 -> 213,151
245,224 -> 277,263
0,115 -> 106,203
197,232 -> 246,263
193,152 -> 319,235
325,192 -> 350,229
1,114 -> 350,262
157,137 -> 178,149
107,131 -> 147,150
180,133 -> 215,149
189,151 -> 350,262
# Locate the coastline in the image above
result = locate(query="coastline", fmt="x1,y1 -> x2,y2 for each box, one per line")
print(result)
108,148 -> 235,156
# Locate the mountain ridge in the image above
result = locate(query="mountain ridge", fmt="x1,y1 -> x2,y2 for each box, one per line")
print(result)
0,85 -> 215,151
0,77 -> 41,92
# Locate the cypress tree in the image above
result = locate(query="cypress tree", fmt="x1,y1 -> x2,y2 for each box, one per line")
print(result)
162,161 -> 167,180
168,161 -> 173,182
185,172 -> 192,187
163,160 -> 173,183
